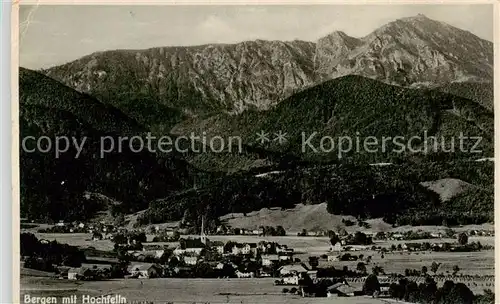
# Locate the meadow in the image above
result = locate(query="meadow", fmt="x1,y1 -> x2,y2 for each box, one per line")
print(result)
21,277 -> 397,304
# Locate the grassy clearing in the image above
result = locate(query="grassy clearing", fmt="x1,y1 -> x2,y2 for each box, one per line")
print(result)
220,203 -> 494,235
33,233 -> 115,251
323,250 -> 494,276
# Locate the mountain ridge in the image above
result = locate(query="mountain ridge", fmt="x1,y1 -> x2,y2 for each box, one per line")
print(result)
19,68 -> 196,221
173,74 -> 493,165
41,14 -> 493,118
19,69 -> 494,226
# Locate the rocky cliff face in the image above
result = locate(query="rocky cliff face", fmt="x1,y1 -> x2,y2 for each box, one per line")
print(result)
44,40 -> 317,114
314,15 -> 493,86
44,14 -> 493,114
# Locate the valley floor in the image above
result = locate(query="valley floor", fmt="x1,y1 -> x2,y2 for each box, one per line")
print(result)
22,224 -> 494,303
30,231 -> 495,278
20,277 -> 398,304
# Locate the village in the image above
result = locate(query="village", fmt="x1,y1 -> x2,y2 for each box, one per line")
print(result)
20,217 -> 495,301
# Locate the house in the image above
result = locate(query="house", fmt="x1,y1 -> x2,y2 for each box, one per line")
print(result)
210,241 -> 225,254
345,245 -> 370,251
140,250 -> 166,260
154,250 -> 167,259
92,232 -> 103,241
390,233 -> 404,241
316,230 -> 327,237
327,254 -> 339,262
276,245 -> 293,254
174,239 -> 205,256
232,244 -> 245,255
307,270 -> 318,280
258,241 -> 269,252
243,243 -> 258,255
236,270 -> 255,278
278,254 -> 293,262
127,263 -> 162,278
261,241 -> 281,253
143,244 -> 163,251
279,264 -> 308,276
331,242 -> 342,252
283,274 -> 300,285
232,243 -> 258,255
259,268 -> 272,277
216,225 -> 229,235
183,256 -> 198,266
405,243 -> 421,251
327,283 -> 356,297
56,266 -> 71,279
80,264 -> 112,279
261,254 -> 279,266
68,267 -> 93,280
430,232 -> 442,238
164,230 -> 175,236
380,282 -> 391,295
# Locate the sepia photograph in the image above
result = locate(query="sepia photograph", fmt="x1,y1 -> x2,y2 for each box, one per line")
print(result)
17,2 -> 496,303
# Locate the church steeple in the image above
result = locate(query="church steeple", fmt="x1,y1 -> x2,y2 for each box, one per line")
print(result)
200,216 -> 207,245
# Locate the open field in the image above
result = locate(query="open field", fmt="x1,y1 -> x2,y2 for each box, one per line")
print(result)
21,277 -> 397,304
21,274 -> 493,304
33,233 -> 116,251
220,203 -> 494,234
221,204 -> 360,233
332,250 -> 495,276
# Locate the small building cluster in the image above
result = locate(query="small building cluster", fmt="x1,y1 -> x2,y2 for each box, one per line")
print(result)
39,220 -> 117,237
71,238 -> 302,281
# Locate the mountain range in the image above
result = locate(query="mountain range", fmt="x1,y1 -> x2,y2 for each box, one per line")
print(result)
43,14 -> 493,119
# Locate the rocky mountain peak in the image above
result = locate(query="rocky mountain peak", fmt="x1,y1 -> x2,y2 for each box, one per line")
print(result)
322,30 -> 349,40
319,14 -> 493,85
402,13 -> 430,21
314,31 -> 362,77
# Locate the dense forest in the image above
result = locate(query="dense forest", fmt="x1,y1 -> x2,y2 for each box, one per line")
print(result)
137,159 -> 493,229
19,68 -> 494,227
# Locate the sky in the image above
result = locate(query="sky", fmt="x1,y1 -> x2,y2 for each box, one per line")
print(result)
19,4 -> 494,69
